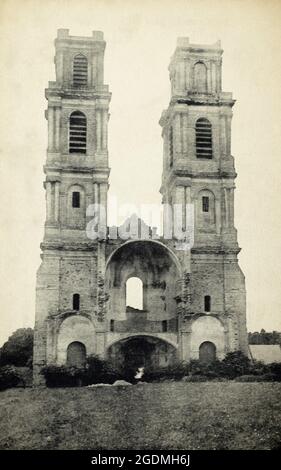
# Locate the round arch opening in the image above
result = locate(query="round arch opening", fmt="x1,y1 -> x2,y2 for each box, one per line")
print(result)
107,335 -> 177,375
105,240 -> 181,330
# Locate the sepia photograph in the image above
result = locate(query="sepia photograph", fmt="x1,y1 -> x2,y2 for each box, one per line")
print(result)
0,0 -> 280,462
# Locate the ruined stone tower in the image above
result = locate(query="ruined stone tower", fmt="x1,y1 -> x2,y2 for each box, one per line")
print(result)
33,30 -> 111,384
33,32 -> 248,384
159,37 -> 248,363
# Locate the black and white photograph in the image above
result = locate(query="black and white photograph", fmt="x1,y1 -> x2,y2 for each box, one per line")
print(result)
0,0 -> 280,462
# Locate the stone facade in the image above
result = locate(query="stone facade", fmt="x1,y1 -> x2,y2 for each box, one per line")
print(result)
33,31 -> 248,385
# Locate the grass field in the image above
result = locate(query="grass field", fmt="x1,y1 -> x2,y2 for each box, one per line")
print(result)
0,382 -> 280,450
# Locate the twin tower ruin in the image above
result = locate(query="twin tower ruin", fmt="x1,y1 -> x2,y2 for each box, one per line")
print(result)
33,29 -> 248,384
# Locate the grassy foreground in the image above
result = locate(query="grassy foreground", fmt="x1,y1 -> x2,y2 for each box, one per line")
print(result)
0,382 -> 280,450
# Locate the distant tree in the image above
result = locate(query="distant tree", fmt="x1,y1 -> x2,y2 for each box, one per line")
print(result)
248,330 -> 281,345
0,328 -> 34,367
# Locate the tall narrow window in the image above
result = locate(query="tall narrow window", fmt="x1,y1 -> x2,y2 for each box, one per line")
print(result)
194,62 -> 207,93
73,293 -> 80,311
73,54 -> 88,87
126,277 -> 143,310
72,191 -> 80,208
204,295 -> 211,313
110,319 -> 115,332
196,118 -> 212,159
202,196 -> 209,212
69,111 -> 87,154
162,320 -> 168,332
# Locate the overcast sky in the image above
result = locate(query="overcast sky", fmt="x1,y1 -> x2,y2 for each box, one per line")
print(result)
0,0 -> 281,346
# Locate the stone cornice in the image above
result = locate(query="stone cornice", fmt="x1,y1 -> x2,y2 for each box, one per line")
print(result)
46,86 -> 111,101
173,169 -> 237,179
44,165 -> 110,177
160,168 -> 237,192
191,246 -> 241,255
41,241 -> 98,252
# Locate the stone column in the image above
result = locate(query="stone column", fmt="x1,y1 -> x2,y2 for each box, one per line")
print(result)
185,186 -> 192,238
176,63 -> 181,91
226,116 -> 232,156
99,183 -> 108,237
179,60 -> 185,92
174,185 -> 185,236
211,61 -> 216,93
46,182 -> 53,221
55,107 -> 60,152
48,107 -> 55,152
220,115 -> 227,156
229,188 -> 234,227
55,51 -> 64,85
96,109 -> 102,152
54,182 -> 60,222
215,197 -> 221,234
224,187 -> 229,228
190,61 -> 194,91
207,64 -> 211,94
216,61 -> 220,93
102,110 -> 108,151
93,182 -> 99,204
218,60 -> 222,91
182,114 -> 188,154
97,52 -> 104,85
185,59 -> 190,90
174,113 -> 182,154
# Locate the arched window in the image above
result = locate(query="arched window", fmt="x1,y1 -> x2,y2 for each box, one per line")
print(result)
69,111 -> 87,154
72,191 -> 80,208
67,341 -> 86,367
199,341 -> 216,363
204,295 -> 211,313
126,277 -> 143,310
73,293 -> 80,311
73,54 -> 88,87
194,62 -> 207,93
195,118 -> 212,159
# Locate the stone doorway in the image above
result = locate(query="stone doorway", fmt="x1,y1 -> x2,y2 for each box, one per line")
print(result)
199,341 -> 216,363
66,341 -> 86,367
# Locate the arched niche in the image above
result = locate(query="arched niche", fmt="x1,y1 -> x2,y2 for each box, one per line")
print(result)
196,189 -> 216,228
67,341 -> 86,367
193,62 -> 207,93
190,316 -> 225,360
67,184 -> 86,228
57,315 -> 95,364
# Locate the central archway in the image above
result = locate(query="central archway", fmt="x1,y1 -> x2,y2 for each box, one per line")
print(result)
105,240 -> 181,331
107,335 -> 177,372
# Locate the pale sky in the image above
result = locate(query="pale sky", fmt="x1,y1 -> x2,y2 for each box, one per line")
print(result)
0,0 -> 281,346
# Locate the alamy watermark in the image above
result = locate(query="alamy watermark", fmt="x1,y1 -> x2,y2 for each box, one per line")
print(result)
85,197 -> 194,250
